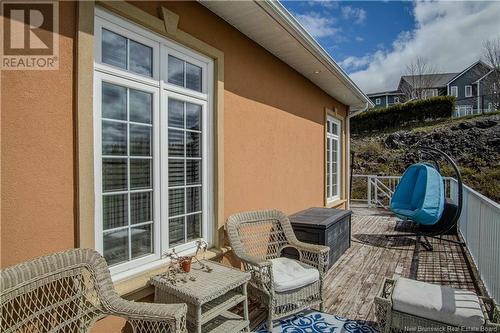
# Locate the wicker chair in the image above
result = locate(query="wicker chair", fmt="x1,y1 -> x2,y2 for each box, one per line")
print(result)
226,209 -> 329,331
0,248 -> 187,333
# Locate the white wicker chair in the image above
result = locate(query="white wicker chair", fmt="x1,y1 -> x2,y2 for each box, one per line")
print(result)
0,248 -> 187,333
226,209 -> 329,332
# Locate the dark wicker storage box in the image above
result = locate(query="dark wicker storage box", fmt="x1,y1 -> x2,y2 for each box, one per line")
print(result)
288,207 -> 352,268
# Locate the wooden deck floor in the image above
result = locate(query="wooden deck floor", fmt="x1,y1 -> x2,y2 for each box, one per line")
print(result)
246,207 -> 481,328
323,207 -> 479,323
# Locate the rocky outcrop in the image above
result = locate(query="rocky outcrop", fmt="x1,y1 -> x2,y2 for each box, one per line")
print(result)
352,114 -> 500,202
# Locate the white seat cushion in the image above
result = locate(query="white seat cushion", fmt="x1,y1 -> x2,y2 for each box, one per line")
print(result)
270,257 -> 319,293
392,277 -> 485,328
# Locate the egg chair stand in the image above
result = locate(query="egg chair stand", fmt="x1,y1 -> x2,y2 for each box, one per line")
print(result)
385,146 -> 464,251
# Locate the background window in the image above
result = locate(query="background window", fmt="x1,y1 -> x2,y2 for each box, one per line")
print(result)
465,85 -> 472,97
450,86 -> 458,97
375,98 -> 381,105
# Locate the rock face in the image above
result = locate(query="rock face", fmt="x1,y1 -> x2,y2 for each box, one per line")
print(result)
352,114 -> 500,202
383,115 -> 500,166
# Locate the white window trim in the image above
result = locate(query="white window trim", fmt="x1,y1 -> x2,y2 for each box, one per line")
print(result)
375,98 -> 381,105
326,116 -> 341,203
450,86 -> 458,97
465,85 -> 473,97
93,8 -> 214,279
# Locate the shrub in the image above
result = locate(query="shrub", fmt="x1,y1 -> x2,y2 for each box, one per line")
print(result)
351,96 -> 455,134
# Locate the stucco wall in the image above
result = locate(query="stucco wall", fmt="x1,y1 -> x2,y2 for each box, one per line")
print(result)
1,1 -> 76,268
2,1 -> 348,331
129,1 -> 347,221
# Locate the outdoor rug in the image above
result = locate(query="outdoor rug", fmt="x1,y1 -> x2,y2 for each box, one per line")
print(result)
254,310 -> 379,333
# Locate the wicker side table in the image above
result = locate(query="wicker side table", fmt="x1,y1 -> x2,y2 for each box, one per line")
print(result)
151,260 -> 251,333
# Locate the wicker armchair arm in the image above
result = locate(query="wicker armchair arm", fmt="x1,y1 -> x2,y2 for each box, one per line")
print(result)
236,254 -> 274,295
288,241 -> 330,275
105,297 -> 188,333
480,296 -> 500,328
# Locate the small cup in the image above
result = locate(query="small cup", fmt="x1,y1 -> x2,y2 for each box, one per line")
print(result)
180,257 -> 192,273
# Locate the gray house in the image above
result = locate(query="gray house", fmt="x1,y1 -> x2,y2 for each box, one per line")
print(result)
397,72 -> 458,100
367,90 -> 404,109
366,60 -> 498,117
447,60 -> 493,117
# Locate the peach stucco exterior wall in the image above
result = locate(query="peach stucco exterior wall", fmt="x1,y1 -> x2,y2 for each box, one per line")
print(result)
2,1 -> 347,332
130,1 -> 348,220
1,1 -> 76,268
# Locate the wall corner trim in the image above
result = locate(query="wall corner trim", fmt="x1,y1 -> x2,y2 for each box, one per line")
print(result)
160,6 -> 179,35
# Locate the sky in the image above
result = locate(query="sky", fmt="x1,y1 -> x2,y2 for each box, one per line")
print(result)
282,1 -> 500,94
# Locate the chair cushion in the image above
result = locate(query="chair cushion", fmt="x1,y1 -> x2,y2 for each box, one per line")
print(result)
392,277 -> 485,328
270,257 -> 319,293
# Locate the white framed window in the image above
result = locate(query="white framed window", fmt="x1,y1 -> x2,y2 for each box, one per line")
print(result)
465,85 -> 472,97
488,102 -> 493,111
326,116 -> 341,203
450,86 -> 458,97
94,8 -> 213,277
394,97 -> 400,103
375,98 -> 381,105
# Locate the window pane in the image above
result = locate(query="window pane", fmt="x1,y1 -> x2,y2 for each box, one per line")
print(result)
186,103 -> 201,131
131,191 -> 152,224
186,160 -> 201,185
168,129 -> 184,157
169,217 -> 184,247
168,159 -> 184,186
103,229 -> 129,266
103,158 -> 127,192
186,62 -> 202,92
130,159 -> 151,190
102,82 -> 126,120
187,187 -> 201,213
168,99 -> 184,129
129,40 -> 152,77
129,90 -> 152,124
102,29 -> 127,70
102,121 -> 127,155
186,132 -> 201,158
103,194 -> 128,230
131,224 -> 152,258
187,214 -> 201,241
168,55 -> 184,87
130,125 -> 151,156
169,188 -> 185,217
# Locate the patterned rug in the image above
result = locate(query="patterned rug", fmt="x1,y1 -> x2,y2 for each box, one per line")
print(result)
254,310 -> 379,333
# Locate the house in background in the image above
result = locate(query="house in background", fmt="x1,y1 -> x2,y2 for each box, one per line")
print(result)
367,90 -> 404,109
367,60 -> 498,117
397,72 -> 458,100
1,1 -> 372,332
447,60 -> 497,116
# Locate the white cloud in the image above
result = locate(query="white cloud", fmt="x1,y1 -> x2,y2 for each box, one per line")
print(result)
355,36 -> 364,42
295,12 -> 340,38
344,1 -> 500,93
307,0 -> 339,10
341,6 -> 366,24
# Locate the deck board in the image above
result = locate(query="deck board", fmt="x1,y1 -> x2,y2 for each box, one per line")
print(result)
245,207 -> 480,327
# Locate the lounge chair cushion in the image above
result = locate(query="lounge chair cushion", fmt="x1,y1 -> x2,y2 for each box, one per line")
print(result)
392,277 -> 485,328
270,257 -> 319,293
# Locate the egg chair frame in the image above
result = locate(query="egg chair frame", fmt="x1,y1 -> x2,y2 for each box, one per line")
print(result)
386,146 -> 464,251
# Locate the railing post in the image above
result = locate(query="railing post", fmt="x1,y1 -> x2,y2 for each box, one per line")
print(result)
374,178 -> 379,207
367,176 -> 372,208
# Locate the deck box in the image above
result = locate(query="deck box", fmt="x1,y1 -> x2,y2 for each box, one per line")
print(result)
288,207 -> 352,268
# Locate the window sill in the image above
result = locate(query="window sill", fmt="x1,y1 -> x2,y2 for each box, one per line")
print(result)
115,246 -> 231,300
325,199 -> 347,209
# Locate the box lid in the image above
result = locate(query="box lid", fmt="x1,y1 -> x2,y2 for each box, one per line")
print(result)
289,207 -> 352,230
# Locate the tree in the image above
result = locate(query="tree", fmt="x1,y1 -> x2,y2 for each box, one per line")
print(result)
482,39 -> 500,111
400,57 -> 439,102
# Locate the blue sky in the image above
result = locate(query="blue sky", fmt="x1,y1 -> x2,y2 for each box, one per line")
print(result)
281,1 -> 500,93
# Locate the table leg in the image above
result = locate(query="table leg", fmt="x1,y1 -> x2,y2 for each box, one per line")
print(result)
196,305 -> 202,333
242,283 -> 249,331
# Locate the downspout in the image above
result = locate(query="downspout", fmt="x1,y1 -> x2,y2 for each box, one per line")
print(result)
346,102 -> 370,209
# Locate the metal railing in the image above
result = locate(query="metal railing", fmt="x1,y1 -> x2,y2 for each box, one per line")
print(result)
351,174 -> 500,302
